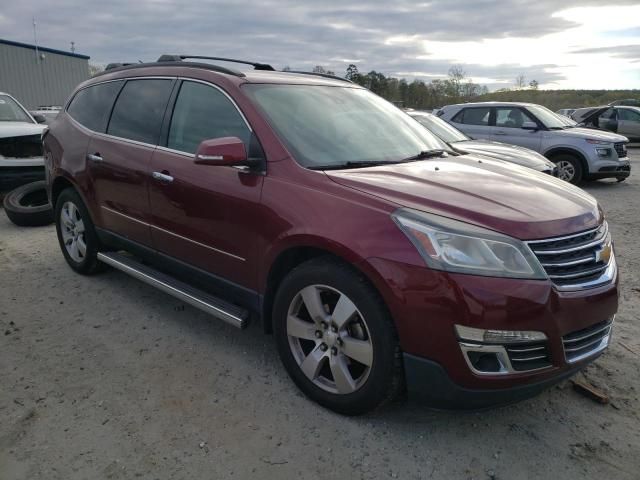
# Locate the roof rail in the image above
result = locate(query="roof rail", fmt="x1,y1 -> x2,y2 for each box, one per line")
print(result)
92,61 -> 245,78
158,55 -> 275,71
285,70 -> 353,83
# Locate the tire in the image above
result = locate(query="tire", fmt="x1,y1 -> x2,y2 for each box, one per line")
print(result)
552,154 -> 583,184
54,188 -> 105,274
273,257 -> 403,415
2,181 -> 53,227
617,177 -> 627,183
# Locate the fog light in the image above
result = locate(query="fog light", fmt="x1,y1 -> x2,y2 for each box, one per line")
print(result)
596,148 -> 611,157
455,325 -> 547,344
467,351 -> 502,373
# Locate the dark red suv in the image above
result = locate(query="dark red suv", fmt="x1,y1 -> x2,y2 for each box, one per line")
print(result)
44,55 -> 618,415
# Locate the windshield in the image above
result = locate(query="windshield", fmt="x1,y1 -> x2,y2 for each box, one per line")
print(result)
526,104 -> 573,129
410,112 -> 469,143
0,95 -> 33,123
243,85 -> 450,168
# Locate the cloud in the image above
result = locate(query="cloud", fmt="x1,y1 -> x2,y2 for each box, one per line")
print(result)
1,0 -> 639,89
571,44 -> 640,63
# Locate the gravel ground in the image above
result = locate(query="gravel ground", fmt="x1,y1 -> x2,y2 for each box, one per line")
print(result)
1,150 -> 639,480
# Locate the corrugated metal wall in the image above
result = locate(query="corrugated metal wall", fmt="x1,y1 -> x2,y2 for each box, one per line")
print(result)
0,43 -> 89,109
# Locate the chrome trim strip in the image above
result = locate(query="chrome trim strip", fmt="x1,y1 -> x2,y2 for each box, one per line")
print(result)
100,206 -> 245,262
150,224 -> 245,262
563,323 -> 612,344
101,205 -> 150,226
509,355 -> 547,362
505,345 -> 546,353
540,256 -> 595,268
564,333 -> 611,364
564,335 -> 608,353
97,252 -> 246,329
458,342 -> 552,375
155,146 -> 194,158
531,236 -> 607,255
526,223 -> 605,244
548,265 -> 607,280
553,254 -> 617,292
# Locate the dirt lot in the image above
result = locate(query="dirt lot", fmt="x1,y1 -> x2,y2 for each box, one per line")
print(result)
1,151 -> 639,480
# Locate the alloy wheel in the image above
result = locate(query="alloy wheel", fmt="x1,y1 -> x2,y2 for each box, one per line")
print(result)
286,285 -> 374,395
60,201 -> 86,263
556,160 -> 576,182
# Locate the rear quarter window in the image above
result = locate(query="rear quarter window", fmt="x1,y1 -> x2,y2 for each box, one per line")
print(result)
452,107 -> 490,126
67,81 -> 124,132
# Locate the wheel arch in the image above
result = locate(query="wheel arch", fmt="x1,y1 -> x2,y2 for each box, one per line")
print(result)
544,147 -> 589,174
50,174 -> 97,224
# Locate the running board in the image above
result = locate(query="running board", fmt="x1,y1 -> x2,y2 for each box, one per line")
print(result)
97,252 -> 249,329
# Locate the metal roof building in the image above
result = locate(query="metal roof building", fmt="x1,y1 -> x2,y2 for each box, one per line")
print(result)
0,38 -> 90,109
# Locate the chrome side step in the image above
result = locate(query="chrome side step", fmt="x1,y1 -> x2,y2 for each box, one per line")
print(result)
97,252 -> 249,329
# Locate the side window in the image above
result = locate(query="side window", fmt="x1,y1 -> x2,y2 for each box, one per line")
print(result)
452,108 -> 490,126
167,81 -> 251,154
107,79 -> 174,145
599,108 -> 617,120
618,109 -> 640,122
67,81 -> 123,132
495,107 -> 535,128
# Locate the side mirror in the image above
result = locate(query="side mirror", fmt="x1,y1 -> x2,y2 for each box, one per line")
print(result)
33,114 -> 47,124
194,137 -> 247,166
521,121 -> 538,131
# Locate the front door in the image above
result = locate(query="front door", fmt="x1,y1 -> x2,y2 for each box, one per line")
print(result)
491,106 -> 543,151
148,80 -> 264,290
617,108 -> 640,140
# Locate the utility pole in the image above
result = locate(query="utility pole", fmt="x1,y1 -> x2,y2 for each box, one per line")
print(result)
32,17 -> 40,64
71,41 -> 75,53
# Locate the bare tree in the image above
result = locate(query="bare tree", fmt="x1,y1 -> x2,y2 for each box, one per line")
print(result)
312,65 -> 326,74
88,63 -> 104,76
448,65 -> 466,98
515,74 -> 526,90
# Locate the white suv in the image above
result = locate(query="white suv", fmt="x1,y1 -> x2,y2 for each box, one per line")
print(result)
438,102 -> 630,184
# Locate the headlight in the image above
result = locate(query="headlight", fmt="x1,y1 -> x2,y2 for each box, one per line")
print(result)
586,139 -> 610,145
392,209 -> 547,279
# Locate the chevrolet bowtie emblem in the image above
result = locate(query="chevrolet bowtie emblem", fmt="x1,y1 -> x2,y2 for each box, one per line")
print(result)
595,243 -> 612,264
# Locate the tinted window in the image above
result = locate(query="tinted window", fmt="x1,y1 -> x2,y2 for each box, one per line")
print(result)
168,81 -> 250,154
67,81 -> 123,132
599,108 -> 617,120
452,107 -> 490,126
495,107 -> 536,128
107,79 -> 173,144
618,108 -> 640,122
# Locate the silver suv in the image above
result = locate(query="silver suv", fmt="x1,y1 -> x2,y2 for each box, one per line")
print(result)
438,102 -> 630,184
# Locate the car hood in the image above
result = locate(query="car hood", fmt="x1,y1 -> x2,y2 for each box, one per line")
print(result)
0,121 -> 46,139
454,140 -> 554,171
553,127 -> 628,143
326,155 -> 601,240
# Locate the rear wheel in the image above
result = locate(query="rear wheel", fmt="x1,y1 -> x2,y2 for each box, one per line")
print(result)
552,154 -> 583,184
54,188 -> 105,274
273,257 -> 403,415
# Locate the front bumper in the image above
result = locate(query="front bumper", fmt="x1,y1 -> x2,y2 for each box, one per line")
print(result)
589,158 -> 631,180
364,257 -> 619,404
404,351 -> 601,410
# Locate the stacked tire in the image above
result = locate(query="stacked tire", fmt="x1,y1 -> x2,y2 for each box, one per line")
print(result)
2,181 -> 53,227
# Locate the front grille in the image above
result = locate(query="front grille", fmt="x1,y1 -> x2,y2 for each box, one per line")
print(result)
527,223 -> 612,288
614,142 -> 627,158
0,134 -> 43,158
505,341 -> 551,371
562,320 -> 613,363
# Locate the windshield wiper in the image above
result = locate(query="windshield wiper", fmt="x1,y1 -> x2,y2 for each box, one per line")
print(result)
400,149 -> 449,162
308,160 -> 397,171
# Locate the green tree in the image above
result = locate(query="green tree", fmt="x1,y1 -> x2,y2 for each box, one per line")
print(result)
345,64 -> 360,81
529,79 -> 539,90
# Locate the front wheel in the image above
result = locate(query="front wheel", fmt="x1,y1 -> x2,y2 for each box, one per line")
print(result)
273,257 -> 403,415
54,188 -> 105,275
552,154 -> 583,184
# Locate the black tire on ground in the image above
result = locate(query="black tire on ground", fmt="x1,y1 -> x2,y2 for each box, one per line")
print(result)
2,180 -> 54,227
273,256 -> 403,415
617,177 -> 627,183
551,154 -> 583,185
54,188 -> 106,275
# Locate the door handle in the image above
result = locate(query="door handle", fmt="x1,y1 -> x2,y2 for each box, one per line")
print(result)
152,171 -> 174,183
494,131 -> 507,135
87,153 -> 103,162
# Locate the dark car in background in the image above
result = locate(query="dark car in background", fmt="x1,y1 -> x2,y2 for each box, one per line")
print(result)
44,56 -> 618,415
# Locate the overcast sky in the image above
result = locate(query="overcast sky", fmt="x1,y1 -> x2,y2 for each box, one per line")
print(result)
1,1 -> 639,90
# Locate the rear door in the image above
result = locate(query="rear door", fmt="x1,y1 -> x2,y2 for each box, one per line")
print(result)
148,79 -> 264,288
491,106 -> 543,151
617,108 -> 640,139
448,106 -> 493,140
595,108 -> 618,133
88,78 -> 175,246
